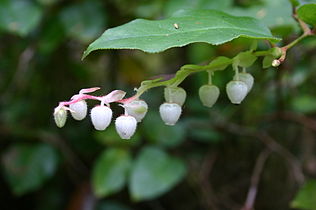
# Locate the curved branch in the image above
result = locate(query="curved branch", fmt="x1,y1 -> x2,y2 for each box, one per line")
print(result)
241,149 -> 271,210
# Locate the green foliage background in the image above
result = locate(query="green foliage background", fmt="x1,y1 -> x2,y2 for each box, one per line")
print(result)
0,0 -> 316,210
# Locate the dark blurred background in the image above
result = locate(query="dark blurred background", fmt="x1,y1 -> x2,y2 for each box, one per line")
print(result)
1,0 -> 316,210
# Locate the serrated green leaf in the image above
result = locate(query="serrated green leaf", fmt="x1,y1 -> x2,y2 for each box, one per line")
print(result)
129,146 -> 186,201
2,144 -> 58,195
83,9 -> 280,58
0,0 -> 42,36
297,3 -> 316,26
92,148 -> 132,197
291,179 -> 316,210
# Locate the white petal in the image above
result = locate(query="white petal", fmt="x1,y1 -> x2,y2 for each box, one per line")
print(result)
226,81 -> 248,104
70,100 -> 87,120
159,103 -> 182,126
233,73 -> 254,93
90,106 -> 112,130
115,115 -> 137,139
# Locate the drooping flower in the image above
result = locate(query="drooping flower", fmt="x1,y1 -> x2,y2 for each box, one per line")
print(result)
70,100 -> 87,120
124,99 -> 148,122
159,102 -> 182,126
199,84 -> 220,108
226,80 -> 248,104
90,105 -> 112,130
115,115 -> 137,139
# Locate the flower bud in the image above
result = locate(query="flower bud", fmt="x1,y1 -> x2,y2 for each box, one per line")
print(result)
115,115 -> 137,139
199,84 -> 220,108
164,86 -> 186,106
90,106 -> 112,130
159,103 -> 182,126
54,106 -> 67,128
272,59 -> 281,67
233,73 -> 254,93
226,81 -> 248,104
124,100 -> 148,122
70,100 -> 87,120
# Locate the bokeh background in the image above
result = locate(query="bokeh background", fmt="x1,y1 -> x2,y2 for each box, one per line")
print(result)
1,0 -> 316,210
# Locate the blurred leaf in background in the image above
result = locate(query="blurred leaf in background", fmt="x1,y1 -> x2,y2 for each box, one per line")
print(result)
291,95 -> 316,114
36,0 -> 59,7
230,0 -> 296,29
92,148 -> 132,197
129,146 -> 186,201
0,0 -> 316,209
94,125 -> 141,147
291,179 -> 316,210
0,0 -> 42,36
297,3 -> 316,26
2,143 -> 58,195
59,0 -> 107,43
141,111 -> 186,148
96,200 -> 133,210
163,0 -> 233,16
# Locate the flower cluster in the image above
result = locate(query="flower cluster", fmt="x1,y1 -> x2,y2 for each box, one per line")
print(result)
54,70 -> 254,139
199,71 -> 254,107
54,87 -> 184,140
53,87 -> 142,139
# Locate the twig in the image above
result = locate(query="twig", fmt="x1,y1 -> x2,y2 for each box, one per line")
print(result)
277,7 -> 314,63
214,120 -> 305,184
199,151 -> 217,181
3,46 -> 35,99
66,182 -> 96,210
188,151 -> 219,210
199,152 -> 219,210
241,149 -> 271,210
264,111 -> 316,132
39,131 -> 89,181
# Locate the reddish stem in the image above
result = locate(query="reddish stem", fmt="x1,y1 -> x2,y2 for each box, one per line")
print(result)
59,94 -> 102,107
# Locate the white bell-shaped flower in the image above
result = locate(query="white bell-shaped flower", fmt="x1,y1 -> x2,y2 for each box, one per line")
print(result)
124,100 -> 148,122
164,86 -> 187,106
90,105 -> 112,130
226,81 -> 248,104
159,103 -> 182,126
70,100 -> 87,120
198,84 -> 220,108
115,115 -> 137,139
233,73 -> 254,93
